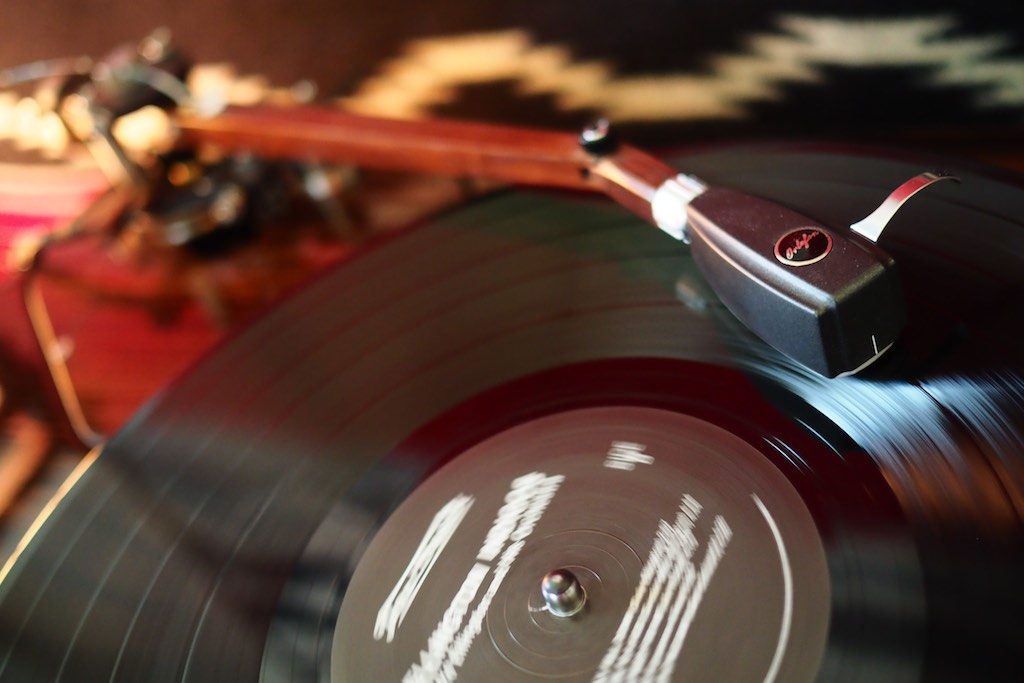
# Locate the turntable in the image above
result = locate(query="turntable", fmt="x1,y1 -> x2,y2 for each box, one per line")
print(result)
0,33 -> 1021,683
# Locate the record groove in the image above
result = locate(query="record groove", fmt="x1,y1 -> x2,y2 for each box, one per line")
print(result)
0,147 -> 1021,682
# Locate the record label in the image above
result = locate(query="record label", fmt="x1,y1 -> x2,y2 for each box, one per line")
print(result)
333,407 -> 830,682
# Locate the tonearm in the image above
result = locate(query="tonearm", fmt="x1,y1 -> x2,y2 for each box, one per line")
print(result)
175,105 -> 913,377
10,32 -> 957,378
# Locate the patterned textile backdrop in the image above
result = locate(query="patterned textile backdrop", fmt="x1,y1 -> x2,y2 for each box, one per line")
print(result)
0,1 -> 1022,145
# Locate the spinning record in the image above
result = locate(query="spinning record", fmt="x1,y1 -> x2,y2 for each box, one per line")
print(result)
0,146 -> 1022,682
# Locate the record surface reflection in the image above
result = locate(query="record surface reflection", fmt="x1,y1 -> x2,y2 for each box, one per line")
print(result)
0,147 -> 1021,682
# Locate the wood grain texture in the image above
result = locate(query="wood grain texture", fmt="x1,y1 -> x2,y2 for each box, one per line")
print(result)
177,106 -> 681,224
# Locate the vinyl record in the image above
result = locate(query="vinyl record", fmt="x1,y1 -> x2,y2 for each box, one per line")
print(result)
0,146 -> 1022,682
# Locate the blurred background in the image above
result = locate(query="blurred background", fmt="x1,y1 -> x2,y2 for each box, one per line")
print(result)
1,0 -> 1023,148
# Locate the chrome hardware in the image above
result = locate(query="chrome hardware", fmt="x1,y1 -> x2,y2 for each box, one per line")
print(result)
651,174 -> 707,242
850,172 -> 958,242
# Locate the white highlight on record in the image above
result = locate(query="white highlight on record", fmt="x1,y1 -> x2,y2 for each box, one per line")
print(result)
753,494 -> 794,683
654,515 -> 732,683
624,501 -> 700,681
604,441 -> 655,471
593,494 -> 732,683
375,494 -> 475,643
404,471 -> 564,682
